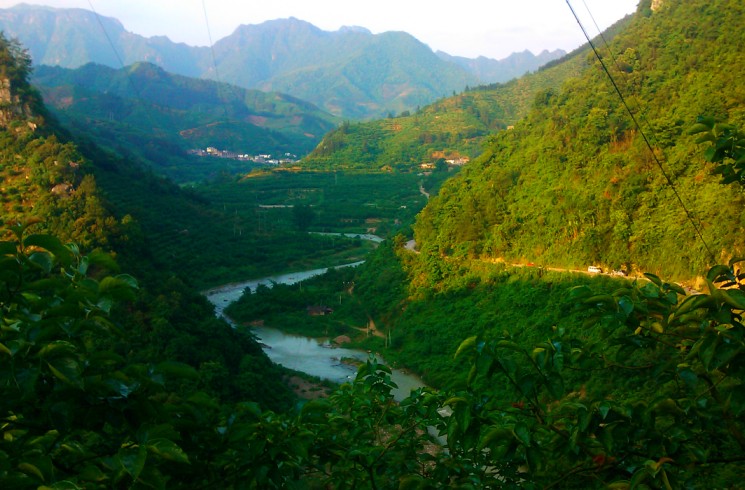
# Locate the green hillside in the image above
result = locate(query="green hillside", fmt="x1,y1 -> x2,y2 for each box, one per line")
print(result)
299,36 -> 597,172
413,0 -> 745,281
31,62 -> 339,183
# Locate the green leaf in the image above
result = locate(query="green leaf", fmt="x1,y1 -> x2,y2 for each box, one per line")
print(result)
455,404 -> 472,433
696,333 -> 718,371
569,285 -> 593,300
398,475 -> 424,490
478,427 -> 513,450
98,276 -> 137,300
618,296 -> 634,317
23,234 -> 73,267
17,462 -> 45,482
710,340 -> 742,371
629,467 -> 651,489
675,294 -> 715,317
37,340 -> 76,359
28,251 -> 53,273
118,445 -> 147,479
466,362 -> 478,386
546,373 -> 564,398
495,339 -> 522,351
146,438 -> 190,464
513,421 -> 531,446
46,357 -> 82,388
720,288 -> 745,309
598,400 -> 612,420
454,336 -> 478,359
301,398 -> 331,424
667,283 -> 686,296
582,294 -> 614,306
707,264 -> 732,283
644,273 -> 662,287
687,122 -> 712,135
694,133 -> 716,143
87,250 -> 120,272
442,396 -> 468,407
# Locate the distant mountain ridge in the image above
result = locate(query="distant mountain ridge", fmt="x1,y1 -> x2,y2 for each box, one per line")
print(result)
0,4 -> 565,119
436,49 -> 567,84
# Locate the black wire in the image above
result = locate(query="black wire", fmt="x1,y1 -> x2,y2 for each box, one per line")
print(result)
579,0 -> 662,150
202,0 -> 249,158
202,0 -> 228,116
86,1 -> 141,99
565,0 -> 716,263
86,0 -> 165,140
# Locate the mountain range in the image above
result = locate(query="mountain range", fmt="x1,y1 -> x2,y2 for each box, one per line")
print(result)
0,4 -> 564,119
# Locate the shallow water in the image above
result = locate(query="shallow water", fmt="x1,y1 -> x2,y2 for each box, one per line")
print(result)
203,263 -> 426,401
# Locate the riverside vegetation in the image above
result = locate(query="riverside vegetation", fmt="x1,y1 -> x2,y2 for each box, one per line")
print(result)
2,0 -> 745,487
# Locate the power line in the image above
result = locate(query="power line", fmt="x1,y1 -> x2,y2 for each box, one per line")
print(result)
86,1 -> 138,97
565,0 -> 715,263
86,0 -> 165,141
201,0 -> 222,89
578,0 -> 662,151
200,0 -> 236,115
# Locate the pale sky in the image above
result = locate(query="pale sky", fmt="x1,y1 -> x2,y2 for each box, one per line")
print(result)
0,0 -> 639,60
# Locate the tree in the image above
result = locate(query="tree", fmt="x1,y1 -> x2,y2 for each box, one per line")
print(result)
292,203 -> 315,232
435,124 -> 745,488
688,117 -> 745,186
0,220 -> 195,488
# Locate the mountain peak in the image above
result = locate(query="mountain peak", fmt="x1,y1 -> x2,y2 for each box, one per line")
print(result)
338,25 -> 371,35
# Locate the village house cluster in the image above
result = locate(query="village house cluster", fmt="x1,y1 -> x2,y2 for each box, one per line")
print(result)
188,147 -> 298,165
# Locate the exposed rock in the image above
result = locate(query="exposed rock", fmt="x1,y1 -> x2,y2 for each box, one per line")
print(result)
0,77 -> 33,128
333,335 -> 352,345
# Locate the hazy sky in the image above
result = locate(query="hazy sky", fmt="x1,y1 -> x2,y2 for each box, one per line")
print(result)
0,0 -> 639,60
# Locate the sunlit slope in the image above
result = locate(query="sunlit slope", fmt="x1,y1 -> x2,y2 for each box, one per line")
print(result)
413,0 -> 745,280
298,32 -> 608,172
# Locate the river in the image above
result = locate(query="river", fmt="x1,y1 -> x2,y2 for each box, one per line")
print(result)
203,262 -> 426,401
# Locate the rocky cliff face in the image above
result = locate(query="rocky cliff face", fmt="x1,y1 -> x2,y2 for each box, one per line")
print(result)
0,77 -> 36,130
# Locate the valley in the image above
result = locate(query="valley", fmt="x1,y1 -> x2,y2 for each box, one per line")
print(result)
1,0 -> 745,488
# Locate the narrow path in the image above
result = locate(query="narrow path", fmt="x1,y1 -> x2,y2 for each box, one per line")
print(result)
418,181 -> 430,199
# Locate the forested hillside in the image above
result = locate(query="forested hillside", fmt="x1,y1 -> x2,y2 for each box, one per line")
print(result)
31,62 -> 338,183
299,30 -> 603,171
413,0 -> 745,280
